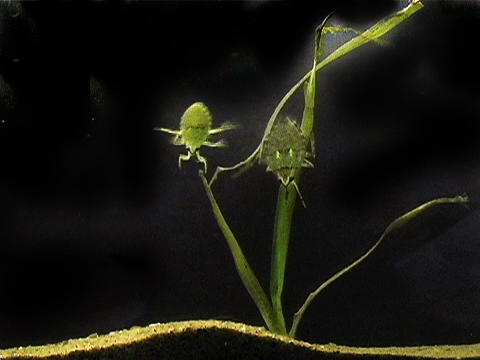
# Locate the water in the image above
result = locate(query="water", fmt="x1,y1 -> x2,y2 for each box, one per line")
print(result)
0,0 -> 479,350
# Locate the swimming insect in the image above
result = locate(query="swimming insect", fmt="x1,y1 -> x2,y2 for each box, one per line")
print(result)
260,116 -> 314,207
154,102 -> 237,173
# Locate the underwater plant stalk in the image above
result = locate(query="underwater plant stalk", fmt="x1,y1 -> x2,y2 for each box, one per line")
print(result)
269,13 -> 331,335
202,0 -> 426,338
269,1 -> 424,336
289,195 -> 469,338
270,185 -> 296,334
199,171 -> 286,334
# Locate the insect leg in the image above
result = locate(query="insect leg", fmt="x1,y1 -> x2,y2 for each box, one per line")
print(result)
154,127 -> 181,135
209,146 -> 261,186
195,151 -> 208,173
170,135 -> 185,146
208,122 -> 238,134
291,180 -> 306,208
179,152 -> 193,169
302,159 -> 314,168
204,139 -> 227,147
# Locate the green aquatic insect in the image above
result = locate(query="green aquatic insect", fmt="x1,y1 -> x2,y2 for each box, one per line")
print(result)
154,102 -> 237,173
260,116 -> 314,207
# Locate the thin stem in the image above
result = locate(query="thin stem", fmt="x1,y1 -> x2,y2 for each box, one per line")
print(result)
270,184 -> 297,334
199,171 -> 285,334
289,195 -> 468,338
268,11 -> 333,337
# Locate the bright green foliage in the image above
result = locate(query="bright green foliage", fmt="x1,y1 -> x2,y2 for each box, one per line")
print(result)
323,26 -> 391,47
154,102 -> 236,173
199,170 -> 283,334
288,195 -> 469,337
209,0 -> 424,186
196,1 -> 465,342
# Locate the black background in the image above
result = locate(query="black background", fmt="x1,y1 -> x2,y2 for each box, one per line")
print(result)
1,0 -> 479,349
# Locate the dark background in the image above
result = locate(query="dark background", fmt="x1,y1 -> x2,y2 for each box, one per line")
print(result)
1,0 -> 479,349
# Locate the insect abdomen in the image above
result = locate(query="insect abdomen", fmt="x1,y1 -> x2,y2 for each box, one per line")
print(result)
180,102 -> 212,149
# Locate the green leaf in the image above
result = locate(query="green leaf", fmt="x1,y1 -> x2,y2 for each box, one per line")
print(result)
289,195 -> 469,338
199,171 -> 286,335
209,0 -> 424,186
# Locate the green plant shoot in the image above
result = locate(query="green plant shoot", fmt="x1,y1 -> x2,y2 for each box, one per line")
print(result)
154,102 -> 237,173
209,0 -> 424,186
199,170 -> 283,334
196,0 -> 467,341
288,195 -> 469,338
202,166 -> 468,336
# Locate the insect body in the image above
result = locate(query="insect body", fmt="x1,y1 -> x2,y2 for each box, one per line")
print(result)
154,102 -> 236,173
260,116 -> 313,207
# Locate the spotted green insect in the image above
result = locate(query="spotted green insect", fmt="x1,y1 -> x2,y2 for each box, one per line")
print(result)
154,102 -> 237,173
260,116 -> 314,207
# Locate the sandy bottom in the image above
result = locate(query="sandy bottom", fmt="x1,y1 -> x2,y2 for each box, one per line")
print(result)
1,320 -> 479,359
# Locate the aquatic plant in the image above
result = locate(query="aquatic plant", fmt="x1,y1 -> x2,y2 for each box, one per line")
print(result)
159,0 -> 469,339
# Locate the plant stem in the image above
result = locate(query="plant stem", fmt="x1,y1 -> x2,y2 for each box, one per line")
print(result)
199,171 -> 285,334
269,12 -> 332,338
206,0 -> 424,338
270,184 -> 297,334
